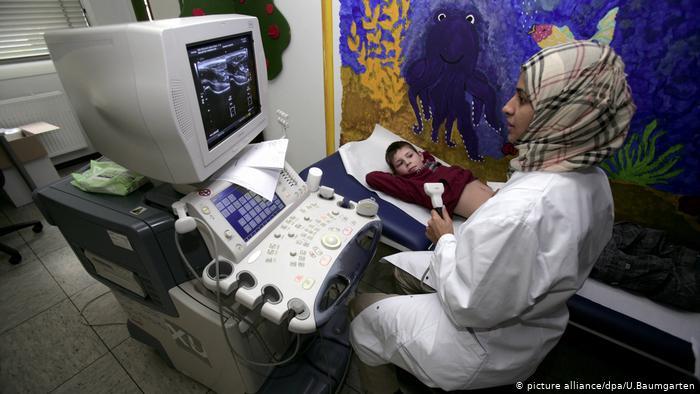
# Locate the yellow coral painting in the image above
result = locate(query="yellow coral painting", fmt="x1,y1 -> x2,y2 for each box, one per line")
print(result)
346,0 -> 409,112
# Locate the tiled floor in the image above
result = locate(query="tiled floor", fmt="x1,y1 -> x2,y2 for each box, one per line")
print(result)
0,195 -> 696,393
0,200 -> 212,393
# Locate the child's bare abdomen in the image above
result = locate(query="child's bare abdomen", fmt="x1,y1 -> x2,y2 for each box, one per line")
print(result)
454,180 -> 494,218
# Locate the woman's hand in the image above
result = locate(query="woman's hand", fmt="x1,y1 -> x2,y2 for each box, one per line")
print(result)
426,209 -> 453,243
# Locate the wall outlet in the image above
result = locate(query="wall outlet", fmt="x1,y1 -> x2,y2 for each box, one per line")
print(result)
276,109 -> 289,127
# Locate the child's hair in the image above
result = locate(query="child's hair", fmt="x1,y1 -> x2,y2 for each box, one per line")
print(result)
385,141 -> 418,172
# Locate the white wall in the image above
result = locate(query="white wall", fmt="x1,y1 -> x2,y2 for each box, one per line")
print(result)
263,0 -> 327,171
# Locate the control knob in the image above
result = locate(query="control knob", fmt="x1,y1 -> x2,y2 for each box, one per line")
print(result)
356,198 -> 379,217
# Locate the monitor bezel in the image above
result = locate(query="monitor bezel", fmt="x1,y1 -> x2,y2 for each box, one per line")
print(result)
163,16 -> 268,174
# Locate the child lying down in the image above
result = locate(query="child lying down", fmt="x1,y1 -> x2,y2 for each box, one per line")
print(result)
366,141 -> 494,218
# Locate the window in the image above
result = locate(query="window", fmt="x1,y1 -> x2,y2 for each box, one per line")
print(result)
0,0 -> 89,63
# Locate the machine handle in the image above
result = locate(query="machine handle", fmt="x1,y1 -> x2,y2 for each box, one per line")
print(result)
311,222 -> 382,329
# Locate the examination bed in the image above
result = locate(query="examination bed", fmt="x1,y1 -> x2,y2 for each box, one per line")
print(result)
300,126 -> 699,379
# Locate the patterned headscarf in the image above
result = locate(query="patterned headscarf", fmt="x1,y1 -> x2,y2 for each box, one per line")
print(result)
509,40 -> 636,172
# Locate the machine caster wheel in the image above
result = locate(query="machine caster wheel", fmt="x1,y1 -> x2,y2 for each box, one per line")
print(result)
32,223 -> 43,233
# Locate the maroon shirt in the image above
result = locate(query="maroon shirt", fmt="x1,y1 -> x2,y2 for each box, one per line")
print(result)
366,151 -> 476,215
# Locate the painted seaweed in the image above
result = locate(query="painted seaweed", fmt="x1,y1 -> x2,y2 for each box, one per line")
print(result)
601,120 -> 683,186
346,0 -> 410,112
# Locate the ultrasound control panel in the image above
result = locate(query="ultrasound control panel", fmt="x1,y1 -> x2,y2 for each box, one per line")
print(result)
178,162 -> 381,333
180,162 -> 308,263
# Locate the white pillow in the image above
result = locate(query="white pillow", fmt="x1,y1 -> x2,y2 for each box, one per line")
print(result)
338,124 -> 465,227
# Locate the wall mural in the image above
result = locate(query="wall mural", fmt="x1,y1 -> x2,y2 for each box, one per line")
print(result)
339,0 -> 699,245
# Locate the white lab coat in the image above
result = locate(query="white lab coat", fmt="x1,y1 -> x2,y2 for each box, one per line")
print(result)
350,167 -> 614,390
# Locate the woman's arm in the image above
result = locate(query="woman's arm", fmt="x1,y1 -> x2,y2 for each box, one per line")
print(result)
430,215 -> 544,328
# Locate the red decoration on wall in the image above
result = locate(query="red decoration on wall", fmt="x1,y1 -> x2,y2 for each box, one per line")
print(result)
180,0 -> 290,79
268,24 -> 280,40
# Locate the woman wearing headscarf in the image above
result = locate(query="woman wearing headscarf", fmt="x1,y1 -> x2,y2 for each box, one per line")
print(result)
349,40 -> 636,392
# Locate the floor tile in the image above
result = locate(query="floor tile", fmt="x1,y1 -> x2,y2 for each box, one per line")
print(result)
3,202 -> 43,223
0,298 -> 107,393
20,219 -> 70,257
0,258 -> 65,334
41,245 -> 98,296
71,282 -> 130,349
4,203 -> 69,256
113,337 -> 209,393
0,231 -> 39,274
52,352 -> 141,394
0,205 -> 39,270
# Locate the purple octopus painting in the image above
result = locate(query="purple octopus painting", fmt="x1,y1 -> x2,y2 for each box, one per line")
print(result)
403,5 -> 504,161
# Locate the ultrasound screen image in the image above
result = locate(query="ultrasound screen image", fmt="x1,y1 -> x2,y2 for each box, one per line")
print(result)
187,33 -> 261,150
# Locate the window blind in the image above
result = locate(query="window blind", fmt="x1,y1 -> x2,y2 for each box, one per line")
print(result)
0,0 -> 89,63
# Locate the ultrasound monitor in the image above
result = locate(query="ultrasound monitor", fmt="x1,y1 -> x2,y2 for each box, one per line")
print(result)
45,15 -> 268,184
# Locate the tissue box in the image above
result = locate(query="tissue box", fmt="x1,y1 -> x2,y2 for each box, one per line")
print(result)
0,122 -> 60,207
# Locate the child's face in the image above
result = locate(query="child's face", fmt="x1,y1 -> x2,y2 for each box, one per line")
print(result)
391,146 -> 424,176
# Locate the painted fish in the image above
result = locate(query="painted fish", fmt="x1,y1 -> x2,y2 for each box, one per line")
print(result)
529,6 -> 618,48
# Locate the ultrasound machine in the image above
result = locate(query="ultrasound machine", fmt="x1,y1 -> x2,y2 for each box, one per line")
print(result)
36,15 -> 381,393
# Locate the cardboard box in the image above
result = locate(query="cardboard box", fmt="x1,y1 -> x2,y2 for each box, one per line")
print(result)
0,122 -> 60,207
